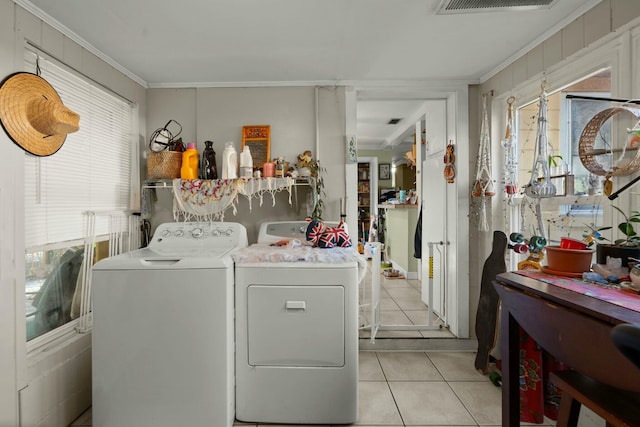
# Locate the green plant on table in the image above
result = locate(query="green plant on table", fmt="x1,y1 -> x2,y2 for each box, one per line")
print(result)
584,205 -> 640,247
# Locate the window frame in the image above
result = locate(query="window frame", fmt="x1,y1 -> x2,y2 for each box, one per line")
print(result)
22,46 -> 139,354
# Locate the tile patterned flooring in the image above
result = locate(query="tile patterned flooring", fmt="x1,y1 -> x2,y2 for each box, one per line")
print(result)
73,351 -> 511,427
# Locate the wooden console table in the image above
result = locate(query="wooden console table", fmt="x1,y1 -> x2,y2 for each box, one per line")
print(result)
494,271 -> 640,426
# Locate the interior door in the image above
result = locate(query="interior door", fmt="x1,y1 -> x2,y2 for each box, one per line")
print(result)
420,99 -> 449,320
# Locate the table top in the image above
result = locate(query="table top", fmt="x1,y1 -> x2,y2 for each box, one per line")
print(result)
496,271 -> 640,325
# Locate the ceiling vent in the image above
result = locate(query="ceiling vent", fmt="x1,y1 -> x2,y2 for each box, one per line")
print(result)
436,0 -> 558,14
387,118 -> 402,125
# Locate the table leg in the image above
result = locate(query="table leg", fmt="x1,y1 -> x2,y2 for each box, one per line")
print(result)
501,307 -> 520,426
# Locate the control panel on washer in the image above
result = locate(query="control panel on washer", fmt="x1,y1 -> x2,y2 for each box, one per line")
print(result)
149,222 -> 248,249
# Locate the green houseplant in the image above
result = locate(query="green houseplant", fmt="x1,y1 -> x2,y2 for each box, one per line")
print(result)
588,206 -> 640,265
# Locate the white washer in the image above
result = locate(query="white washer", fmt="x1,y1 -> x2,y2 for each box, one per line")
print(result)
235,221 -> 359,424
91,222 -> 247,427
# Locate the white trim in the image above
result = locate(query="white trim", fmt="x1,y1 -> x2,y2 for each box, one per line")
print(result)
13,0 -> 148,88
25,319 -> 81,361
150,79 -> 478,89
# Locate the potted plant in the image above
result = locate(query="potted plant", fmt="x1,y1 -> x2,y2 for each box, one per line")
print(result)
588,206 -> 640,266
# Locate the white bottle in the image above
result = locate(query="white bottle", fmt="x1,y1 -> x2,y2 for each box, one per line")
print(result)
221,142 -> 238,179
240,146 -> 253,178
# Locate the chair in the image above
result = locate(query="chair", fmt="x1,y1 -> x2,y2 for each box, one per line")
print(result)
550,323 -> 640,427
611,323 -> 640,370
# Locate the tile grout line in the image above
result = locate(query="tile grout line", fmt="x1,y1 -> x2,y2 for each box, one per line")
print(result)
376,351 -> 408,427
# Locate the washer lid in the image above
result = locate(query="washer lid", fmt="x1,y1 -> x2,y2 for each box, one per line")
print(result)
92,247 -> 234,270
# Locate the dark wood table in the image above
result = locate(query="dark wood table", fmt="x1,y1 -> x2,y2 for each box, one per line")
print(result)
494,271 -> 640,426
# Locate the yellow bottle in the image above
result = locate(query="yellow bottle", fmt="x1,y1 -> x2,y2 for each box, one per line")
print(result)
181,143 -> 199,179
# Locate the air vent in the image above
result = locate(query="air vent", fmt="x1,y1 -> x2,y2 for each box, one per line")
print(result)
436,0 -> 557,14
387,118 -> 402,125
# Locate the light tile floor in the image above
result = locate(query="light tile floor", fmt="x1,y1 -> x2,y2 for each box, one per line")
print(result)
73,351 -> 510,427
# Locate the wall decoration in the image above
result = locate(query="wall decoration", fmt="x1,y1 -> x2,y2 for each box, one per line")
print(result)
502,96 -> 518,199
443,142 -> 455,183
472,92 -> 495,232
346,135 -> 357,163
242,125 -> 270,168
524,81 -> 556,239
379,163 -> 391,180
0,71 -> 80,156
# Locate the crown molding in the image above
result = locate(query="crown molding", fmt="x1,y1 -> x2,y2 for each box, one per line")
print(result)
14,0 -> 148,88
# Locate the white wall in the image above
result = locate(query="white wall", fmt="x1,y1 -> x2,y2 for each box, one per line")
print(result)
0,3 -> 147,425
146,86 -> 347,243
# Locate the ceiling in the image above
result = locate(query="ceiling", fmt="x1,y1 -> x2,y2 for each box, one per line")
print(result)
23,0 -> 601,162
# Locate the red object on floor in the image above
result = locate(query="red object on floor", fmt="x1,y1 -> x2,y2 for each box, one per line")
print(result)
494,327 -> 567,423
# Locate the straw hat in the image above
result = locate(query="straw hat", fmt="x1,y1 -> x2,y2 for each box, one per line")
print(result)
0,72 -> 80,156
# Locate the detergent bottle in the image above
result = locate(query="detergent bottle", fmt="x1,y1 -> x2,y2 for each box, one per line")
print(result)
221,142 -> 238,179
181,143 -> 199,179
240,146 -> 253,178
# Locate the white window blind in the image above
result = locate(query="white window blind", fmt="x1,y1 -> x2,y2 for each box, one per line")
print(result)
23,50 -> 135,248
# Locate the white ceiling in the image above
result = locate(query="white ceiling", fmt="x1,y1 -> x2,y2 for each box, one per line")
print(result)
23,0 -> 601,161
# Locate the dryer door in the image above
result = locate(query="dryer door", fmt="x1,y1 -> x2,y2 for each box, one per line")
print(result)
247,285 -> 344,367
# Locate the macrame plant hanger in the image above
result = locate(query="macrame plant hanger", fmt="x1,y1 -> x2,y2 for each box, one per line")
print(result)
473,92 -> 495,232
502,96 -> 518,204
525,80 -> 556,238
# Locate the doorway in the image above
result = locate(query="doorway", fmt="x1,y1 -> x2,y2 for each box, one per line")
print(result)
346,86 -> 470,339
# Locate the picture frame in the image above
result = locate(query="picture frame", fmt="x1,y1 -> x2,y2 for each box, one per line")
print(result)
241,125 -> 271,168
379,163 -> 391,180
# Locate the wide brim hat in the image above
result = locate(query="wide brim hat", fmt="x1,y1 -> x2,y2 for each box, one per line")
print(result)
0,72 -> 80,156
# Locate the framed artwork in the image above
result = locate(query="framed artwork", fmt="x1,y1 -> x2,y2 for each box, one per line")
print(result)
242,125 -> 270,168
379,163 -> 391,180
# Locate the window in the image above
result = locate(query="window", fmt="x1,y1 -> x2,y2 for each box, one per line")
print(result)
23,50 -> 137,341
514,69 -> 611,243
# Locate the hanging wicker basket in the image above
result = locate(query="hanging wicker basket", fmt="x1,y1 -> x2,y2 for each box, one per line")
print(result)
147,150 -> 182,179
578,106 -> 640,177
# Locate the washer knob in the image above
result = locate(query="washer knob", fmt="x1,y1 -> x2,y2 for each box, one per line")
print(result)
174,230 -> 184,237
162,229 -> 171,237
211,228 -> 221,236
224,228 -> 233,236
191,227 -> 204,238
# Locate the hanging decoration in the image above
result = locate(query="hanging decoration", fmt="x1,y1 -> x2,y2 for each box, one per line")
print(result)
502,96 -> 518,200
472,93 -> 495,231
524,81 -> 556,238
443,141 -> 456,183
578,105 -> 640,196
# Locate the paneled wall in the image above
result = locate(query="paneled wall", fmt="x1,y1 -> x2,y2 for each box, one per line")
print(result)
468,0 -> 640,345
0,3 -> 147,426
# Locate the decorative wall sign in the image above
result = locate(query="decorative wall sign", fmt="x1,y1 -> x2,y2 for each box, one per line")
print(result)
242,125 -> 270,168
346,135 -> 357,163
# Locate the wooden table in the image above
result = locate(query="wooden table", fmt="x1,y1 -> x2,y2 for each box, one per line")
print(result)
494,271 -> 640,426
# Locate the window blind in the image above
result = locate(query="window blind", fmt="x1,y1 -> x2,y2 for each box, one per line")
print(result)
23,50 -> 135,248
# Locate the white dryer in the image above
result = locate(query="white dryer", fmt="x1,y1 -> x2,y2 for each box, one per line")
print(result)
91,222 -> 247,427
234,221 -> 360,424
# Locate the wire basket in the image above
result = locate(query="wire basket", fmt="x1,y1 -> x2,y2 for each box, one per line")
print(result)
147,150 -> 182,179
578,106 -> 640,176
